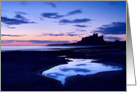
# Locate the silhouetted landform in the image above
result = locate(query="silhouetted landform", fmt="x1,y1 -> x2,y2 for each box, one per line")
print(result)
48,33 -> 126,46
1,49 -> 126,91
64,70 -> 126,91
76,33 -> 105,45
1,34 -> 126,91
1,43 -> 126,91
45,45 -> 126,64
1,51 -> 68,91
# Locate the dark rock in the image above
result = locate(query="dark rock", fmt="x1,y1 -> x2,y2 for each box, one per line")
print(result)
64,70 -> 126,91
1,51 -> 66,91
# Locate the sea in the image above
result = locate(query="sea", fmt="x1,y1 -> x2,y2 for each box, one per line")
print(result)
1,45 -> 93,52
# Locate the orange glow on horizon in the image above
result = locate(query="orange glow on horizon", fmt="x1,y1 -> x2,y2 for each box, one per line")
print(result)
1,34 -> 126,45
1,36 -> 81,41
1,42 -> 48,46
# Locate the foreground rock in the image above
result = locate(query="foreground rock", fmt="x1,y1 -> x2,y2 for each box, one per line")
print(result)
64,70 -> 126,91
1,49 -> 126,91
1,51 -> 67,91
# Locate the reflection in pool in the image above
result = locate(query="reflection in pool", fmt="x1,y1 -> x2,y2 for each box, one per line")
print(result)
42,58 -> 122,84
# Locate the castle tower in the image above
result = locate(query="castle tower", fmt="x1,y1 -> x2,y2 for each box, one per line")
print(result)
99,35 -> 104,42
100,35 -> 103,39
93,33 -> 98,37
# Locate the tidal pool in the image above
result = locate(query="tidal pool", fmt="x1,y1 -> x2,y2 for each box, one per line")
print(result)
42,58 -> 122,84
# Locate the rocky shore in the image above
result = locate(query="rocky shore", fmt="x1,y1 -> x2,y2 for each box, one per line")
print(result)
1,51 -> 67,91
64,70 -> 126,91
1,45 -> 126,91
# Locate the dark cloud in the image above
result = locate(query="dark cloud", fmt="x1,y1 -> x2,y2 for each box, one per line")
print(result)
76,29 -> 87,32
39,17 -> 44,21
7,27 -> 16,29
41,13 -> 64,19
1,40 -> 69,44
74,25 -> 87,27
67,33 -> 80,36
105,37 -> 121,40
25,40 -> 69,44
15,14 -> 27,20
39,32 -> 81,37
107,2 -> 116,6
59,18 -> 91,24
1,9 -> 5,12
45,3 -> 56,8
1,40 -> 14,43
66,32 -> 81,36
1,16 -> 35,25
15,11 -> 27,15
1,34 -> 26,37
66,31 -> 75,34
20,1 -> 28,5
94,22 -> 126,34
42,33 -> 65,36
41,9 -> 82,19
67,10 -> 82,16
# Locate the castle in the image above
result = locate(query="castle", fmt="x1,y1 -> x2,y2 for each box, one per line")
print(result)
48,33 -> 125,46
76,33 -> 105,45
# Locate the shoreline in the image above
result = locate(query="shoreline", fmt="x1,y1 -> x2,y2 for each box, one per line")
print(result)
1,45 -> 126,91
1,51 -> 67,91
64,70 -> 126,91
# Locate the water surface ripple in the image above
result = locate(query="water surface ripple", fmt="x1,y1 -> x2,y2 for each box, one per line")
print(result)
42,58 -> 122,84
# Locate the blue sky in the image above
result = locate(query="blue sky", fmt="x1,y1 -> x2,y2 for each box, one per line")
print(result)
1,1 -> 126,45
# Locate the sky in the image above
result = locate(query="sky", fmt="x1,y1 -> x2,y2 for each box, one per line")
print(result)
1,1 -> 126,45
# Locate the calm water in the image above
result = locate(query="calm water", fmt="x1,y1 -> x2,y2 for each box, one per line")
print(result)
42,58 -> 122,84
1,45 -> 93,52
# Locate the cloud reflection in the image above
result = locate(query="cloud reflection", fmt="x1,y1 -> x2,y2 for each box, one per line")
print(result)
42,58 -> 122,84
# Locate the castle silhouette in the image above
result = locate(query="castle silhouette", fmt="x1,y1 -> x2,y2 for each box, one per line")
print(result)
76,33 -> 105,45
48,33 -> 126,46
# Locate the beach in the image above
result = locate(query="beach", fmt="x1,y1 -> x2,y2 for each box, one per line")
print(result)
1,46 -> 126,91
1,1 -> 127,91
1,51 -> 66,91
64,70 -> 126,91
